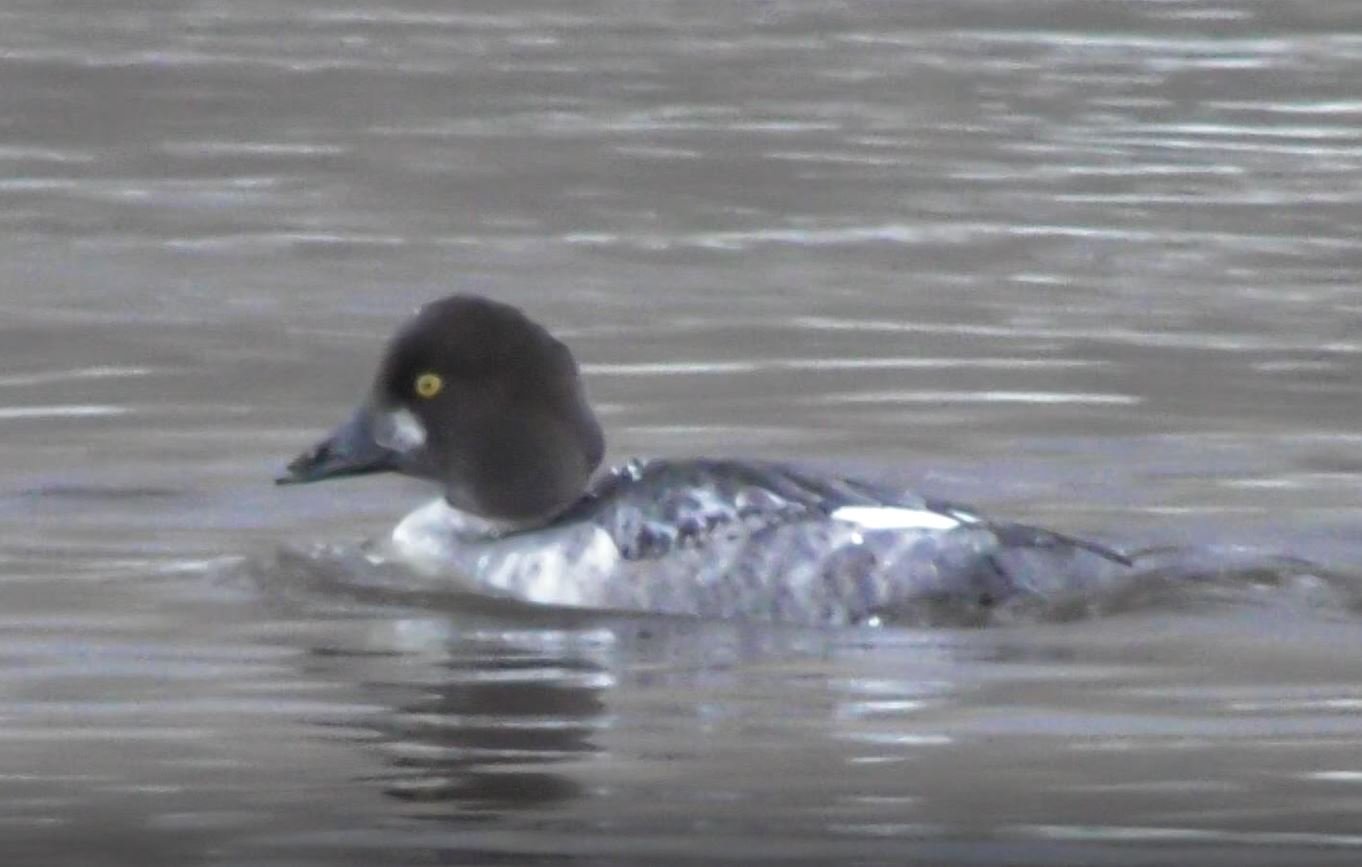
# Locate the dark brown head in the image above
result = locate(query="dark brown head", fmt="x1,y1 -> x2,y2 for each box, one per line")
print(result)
278,295 -> 605,525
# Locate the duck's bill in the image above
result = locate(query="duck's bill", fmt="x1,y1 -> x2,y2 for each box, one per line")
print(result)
276,408 -> 399,485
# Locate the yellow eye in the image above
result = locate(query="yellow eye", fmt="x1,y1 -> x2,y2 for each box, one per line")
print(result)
414,372 -> 444,398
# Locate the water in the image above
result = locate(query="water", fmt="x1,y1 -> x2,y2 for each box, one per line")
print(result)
3,0 -> 1362,862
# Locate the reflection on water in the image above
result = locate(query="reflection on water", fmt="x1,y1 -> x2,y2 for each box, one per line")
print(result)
361,630 -> 607,811
2,0 -> 1362,862
200,597 -> 1362,865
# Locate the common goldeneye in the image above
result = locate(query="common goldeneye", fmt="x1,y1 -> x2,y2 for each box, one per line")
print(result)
278,295 -> 1133,626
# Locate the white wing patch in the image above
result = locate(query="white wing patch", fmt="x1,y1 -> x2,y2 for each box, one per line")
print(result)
831,505 -> 963,532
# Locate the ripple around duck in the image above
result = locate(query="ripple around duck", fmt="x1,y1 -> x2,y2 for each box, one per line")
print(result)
246,532 -> 1362,630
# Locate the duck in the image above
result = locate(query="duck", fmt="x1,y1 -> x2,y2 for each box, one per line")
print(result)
277,295 -> 1134,626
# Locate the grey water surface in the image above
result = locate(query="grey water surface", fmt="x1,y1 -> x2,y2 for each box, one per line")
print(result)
3,0 -> 1362,863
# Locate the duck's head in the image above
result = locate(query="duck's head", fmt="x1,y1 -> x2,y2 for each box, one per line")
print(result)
278,295 -> 605,526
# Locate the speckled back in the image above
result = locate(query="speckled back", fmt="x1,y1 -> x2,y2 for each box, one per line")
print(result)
554,459 -> 1132,626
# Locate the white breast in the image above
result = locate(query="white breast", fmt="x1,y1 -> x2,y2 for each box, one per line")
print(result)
389,498 -> 622,607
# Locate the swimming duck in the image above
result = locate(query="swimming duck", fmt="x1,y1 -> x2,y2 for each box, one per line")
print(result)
278,295 -> 1132,626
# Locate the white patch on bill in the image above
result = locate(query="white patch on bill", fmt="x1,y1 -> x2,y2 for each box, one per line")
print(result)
376,407 -> 427,453
831,505 -> 962,532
